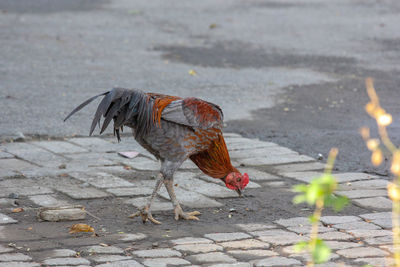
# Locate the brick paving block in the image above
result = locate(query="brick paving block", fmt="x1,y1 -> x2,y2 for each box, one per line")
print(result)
324,241 -> 362,250
0,263 -> 40,267
158,186 -> 223,208
141,257 -> 190,267
272,162 -> 325,173
337,247 -> 388,258
290,252 -> 339,263
317,231 -> 353,240
35,140 -> 88,154
336,189 -> 387,199
83,245 -> 124,254
173,172 -> 237,198
250,229 -> 294,237
106,187 -> 153,197
106,233 -> 147,242
4,142 -> 66,168
69,172 -> 134,189
219,239 -> 270,250
69,137 -> 117,152
359,212 -> 391,220
320,215 -> 361,225
0,213 -> 17,224
125,197 -> 173,211
174,243 -> 223,253
95,166 -> 133,176
253,256 -> 302,267
287,225 -> 335,234
123,157 -> 160,171
42,257 -> 91,265
96,259 -> 144,267
353,197 -> 392,210
235,223 -> 276,232
57,186 -> 109,200
348,229 -> 392,238
371,218 -> 392,229
354,257 -> 394,267
19,168 -> 64,179
238,154 -> 314,166
0,151 -> 13,159
0,158 -> 36,171
170,237 -> 213,245
333,221 -> 381,230
90,255 -> 132,263
238,168 -> 279,181
132,248 -> 181,258
187,252 -> 236,264
0,244 -> 13,253
204,232 -> 251,242
365,235 -> 392,245
228,249 -> 278,258
1,185 -> 54,198
29,194 -> 69,207
46,249 -> 77,258
209,263 -> 252,267
258,233 -> 306,246
345,179 -> 388,189
0,252 -> 31,261
274,217 -> 318,227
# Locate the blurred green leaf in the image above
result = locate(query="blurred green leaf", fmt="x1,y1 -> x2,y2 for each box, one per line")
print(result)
312,239 -> 331,264
293,194 -> 307,204
309,214 -> 318,224
294,241 -> 308,252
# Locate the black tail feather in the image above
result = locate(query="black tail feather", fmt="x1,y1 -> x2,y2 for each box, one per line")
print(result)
64,92 -> 108,122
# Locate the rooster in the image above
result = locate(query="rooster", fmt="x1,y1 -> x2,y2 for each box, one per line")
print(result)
64,88 -> 249,224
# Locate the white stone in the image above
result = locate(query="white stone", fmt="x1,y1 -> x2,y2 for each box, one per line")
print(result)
204,232 -> 251,242
0,213 -> 17,224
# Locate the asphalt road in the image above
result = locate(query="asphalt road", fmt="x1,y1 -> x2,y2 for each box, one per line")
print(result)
1,0 -> 400,174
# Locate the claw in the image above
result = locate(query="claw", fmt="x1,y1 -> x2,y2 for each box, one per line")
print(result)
174,206 -> 201,221
129,206 -> 161,225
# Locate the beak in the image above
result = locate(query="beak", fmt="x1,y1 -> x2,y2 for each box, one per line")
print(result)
236,189 -> 243,197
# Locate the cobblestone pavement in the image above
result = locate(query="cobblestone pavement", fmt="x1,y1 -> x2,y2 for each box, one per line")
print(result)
0,133 -> 394,266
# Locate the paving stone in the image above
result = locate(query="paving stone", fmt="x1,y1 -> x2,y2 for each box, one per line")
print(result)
123,157 -> 160,171
204,232 -> 251,242
344,179 -> 388,189
219,239 -> 270,250
235,223 -> 276,232
105,233 -> 147,242
228,250 -> 278,258
290,252 -> 340,262
69,172 -> 134,189
35,141 -> 88,154
353,197 -> 392,210
158,186 -> 223,208
19,168 -> 64,179
320,216 -> 361,225
173,172 -> 237,198
314,231 -> 353,240
274,217 -> 318,227
0,252 -> 31,261
94,166 -> 133,176
365,235 -> 393,245
359,212 -> 391,220
348,229 -> 392,238
29,194 -> 70,207
0,151 -> 14,159
336,247 -> 388,258
371,218 -> 392,229
90,255 -> 132,263
96,260 -> 144,267
69,137 -> 117,152
225,139 -> 276,151
0,263 -> 39,267
0,213 -> 17,224
187,252 -> 236,264
0,158 -> 36,172
42,257 -> 91,265
237,168 -> 279,181
354,257 -> 394,267
273,162 -> 325,173
282,171 -> 377,183
253,256 -> 302,267
0,244 -> 13,253
83,245 -> 124,254
141,257 -> 190,267
250,229 -> 295,237
4,142 -> 66,168
132,248 -> 181,258
258,234 -> 306,246
336,189 -> 387,199
46,249 -> 77,258
57,186 -> 109,200
230,146 -> 298,159
287,225 -> 335,234
106,187 -> 153,197
333,221 -> 381,230
324,241 -> 362,250
170,237 -> 213,245
209,263 -> 251,267
0,169 -> 18,178
174,243 -> 223,253
0,185 -> 54,198
125,197 -> 173,211
238,154 -> 314,166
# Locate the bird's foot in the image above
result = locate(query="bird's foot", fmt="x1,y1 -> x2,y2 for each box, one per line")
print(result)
174,205 -> 201,221
129,206 -> 161,225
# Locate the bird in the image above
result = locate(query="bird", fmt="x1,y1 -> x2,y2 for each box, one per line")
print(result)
64,88 -> 249,224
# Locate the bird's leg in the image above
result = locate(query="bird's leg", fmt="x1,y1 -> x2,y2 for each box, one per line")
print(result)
163,179 -> 201,221
129,173 -> 163,224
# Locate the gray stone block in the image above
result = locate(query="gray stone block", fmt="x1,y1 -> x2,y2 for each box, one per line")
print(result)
29,194 -> 69,207
45,249 -> 77,258
69,137 -> 117,152
0,263 -> 39,267
0,158 -> 36,172
173,244 -> 223,253
235,223 -> 277,232
273,162 -> 325,173
354,257 -> 394,267
364,235 -> 392,245
253,256 -> 302,266
238,154 -> 314,166
187,252 -> 236,264
106,187 -> 153,197
90,255 -> 132,263
83,245 -> 124,254
0,244 -> 13,253
38,206 -> 86,222
336,189 -> 387,199
0,213 -> 17,224
219,239 -> 270,250
96,260 -> 144,267
105,233 -> 147,242
317,231 -> 353,240
226,139 -> 276,151
132,248 -> 181,258
344,179 -> 388,189
0,252 -> 31,261
123,157 -> 160,171
170,237 -> 213,245
141,258 -> 190,267
69,172 -> 134,189
42,257 -> 90,266
238,168 -> 279,181
204,232 -> 251,242
35,141 -> 88,154
209,263 -> 251,267
57,186 -> 109,200
228,249 -> 278,258
336,247 -> 388,258
323,241 -> 362,250
332,221 -> 381,230
320,215 -> 361,225
353,197 -> 392,210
